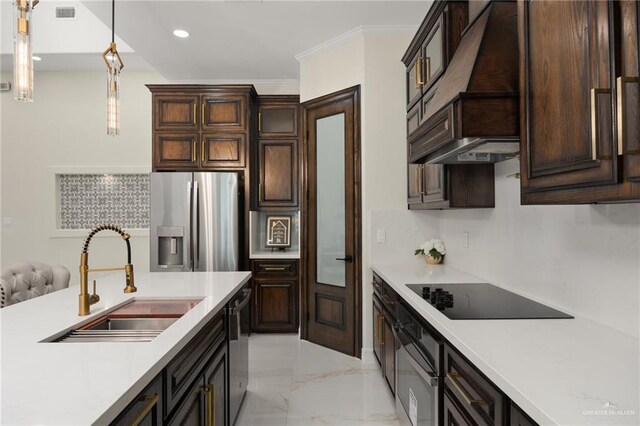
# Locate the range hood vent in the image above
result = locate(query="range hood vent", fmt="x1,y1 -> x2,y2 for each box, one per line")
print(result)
409,1 -> 520,165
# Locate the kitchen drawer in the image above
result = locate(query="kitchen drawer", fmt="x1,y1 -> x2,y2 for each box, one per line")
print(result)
110,374 -> 163,426
408,104 -> 455,163
253,260 -> 298,278
164,312 -> 225,417
444,345 -> 504,426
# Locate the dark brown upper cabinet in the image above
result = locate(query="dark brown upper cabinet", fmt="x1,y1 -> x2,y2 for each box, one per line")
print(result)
404,1 -> 468,111
153,95 -> 200,132
258,99 -> 299,138
258,140 -> 298,208
408,163 -> 494,209
147,85 -> 257,172
519,0 -> 640,204
254,95 -> 300,210
202,94 -> 247,132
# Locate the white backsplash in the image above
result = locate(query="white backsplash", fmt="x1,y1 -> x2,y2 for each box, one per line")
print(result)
371,159 -> 640,338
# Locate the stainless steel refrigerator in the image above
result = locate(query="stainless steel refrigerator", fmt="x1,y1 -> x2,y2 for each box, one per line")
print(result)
150,172 -> 240,272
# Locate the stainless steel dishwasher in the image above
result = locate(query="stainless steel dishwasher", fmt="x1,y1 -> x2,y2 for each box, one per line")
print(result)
228,285 -> 251,425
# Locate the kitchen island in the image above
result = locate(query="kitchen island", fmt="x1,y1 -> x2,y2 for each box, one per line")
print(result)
373,261 -> 640,425
0,271 -> 251,425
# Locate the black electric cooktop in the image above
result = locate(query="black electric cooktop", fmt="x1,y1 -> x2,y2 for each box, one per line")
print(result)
406,283 -> 573,320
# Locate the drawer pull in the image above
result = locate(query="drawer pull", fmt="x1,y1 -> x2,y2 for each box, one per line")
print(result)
264,266 -> 286,271
447,372 -> 487,406
616,76 -> 640,155
131,394 -> 159,426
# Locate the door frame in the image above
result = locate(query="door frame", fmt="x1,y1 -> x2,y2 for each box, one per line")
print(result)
299,85 -> 362,358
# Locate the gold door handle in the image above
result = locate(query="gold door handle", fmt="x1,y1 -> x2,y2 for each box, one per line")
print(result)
425,57 -> 432,82
616,76 -> 640,155
415,56 -> 424,88
264,266 -> 286,271
590,88 -> 610,161
193,140 -> 197,162
446,372 -> 487,406
193,104 -> 197,125
203,384 -> 215,426
377,314 -> 384,346
131,394 -> 159,426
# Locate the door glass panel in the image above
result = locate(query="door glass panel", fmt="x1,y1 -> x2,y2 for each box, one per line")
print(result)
316,113 -> 346,287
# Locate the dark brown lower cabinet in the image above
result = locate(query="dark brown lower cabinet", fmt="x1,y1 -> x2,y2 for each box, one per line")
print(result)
371,274 -> 397,396
251,259 -> 299,332
382,309 -> 396,395
110,375 -> 163,425
372,295 -> 383,365
444,390 -> 474,426
510,402 -> 537,426
167,345 -> 227,426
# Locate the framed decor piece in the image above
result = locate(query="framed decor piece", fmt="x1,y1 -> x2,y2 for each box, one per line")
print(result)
265,215 -> 292,248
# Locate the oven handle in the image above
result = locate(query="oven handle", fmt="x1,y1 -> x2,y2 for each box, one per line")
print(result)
394,323 -> 439,387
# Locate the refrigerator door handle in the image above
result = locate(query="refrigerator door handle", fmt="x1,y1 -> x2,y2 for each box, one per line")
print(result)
194,180 -> 200,270
187,180 -> 194,271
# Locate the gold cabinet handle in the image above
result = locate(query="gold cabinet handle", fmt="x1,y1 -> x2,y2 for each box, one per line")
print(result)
192,140 -> 197,162
201,141 -> 205,162
425,57 -> 432,82
131,394 -> 159,426
258,182 -> 263,203
616,76 -> 640,155
419,164 -> 425,195
377,314 -> 384,346
202,102 -> 205,125
447,372 -> 486,406
203,384 -> 215,426
590,88 -> 610,161
415,56 -> 424,88
264,266 -> 286,271
193,104 -> 197,125
258,111 -> 262,132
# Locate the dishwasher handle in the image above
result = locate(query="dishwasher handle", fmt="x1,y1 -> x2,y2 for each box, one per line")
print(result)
230,288 -> 251,316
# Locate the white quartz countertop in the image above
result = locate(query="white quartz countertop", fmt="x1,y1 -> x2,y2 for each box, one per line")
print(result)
372,261 -> 640,426
0,271 -> 251,425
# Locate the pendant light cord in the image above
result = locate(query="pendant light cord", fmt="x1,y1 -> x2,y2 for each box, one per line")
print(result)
111,0 -> 115,44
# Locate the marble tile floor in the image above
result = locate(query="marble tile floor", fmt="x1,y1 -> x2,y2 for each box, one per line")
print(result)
235,333 -> 400,426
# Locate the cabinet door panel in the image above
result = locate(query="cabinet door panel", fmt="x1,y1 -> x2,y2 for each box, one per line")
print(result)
372,295 -> 383,366
165,378 -> 204,426
252,279 -> 298,332
259,105 -> 298,137
383,311 -> 395,395
423,164 -> 446,203
423,15 -> 445,89
408,164 -> 424,206
153,133 -> 198,170
201,133 -> 246,168
202,95 -> 247,132
154,95 -> 199,132
203,347 -> 227,426
259,140 -> 298,207
521,0 -> 617,191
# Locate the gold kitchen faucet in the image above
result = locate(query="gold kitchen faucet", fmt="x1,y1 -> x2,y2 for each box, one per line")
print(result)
79,224 -> 136,316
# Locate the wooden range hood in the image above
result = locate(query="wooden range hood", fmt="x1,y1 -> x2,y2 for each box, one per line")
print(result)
410,1 -> 520,164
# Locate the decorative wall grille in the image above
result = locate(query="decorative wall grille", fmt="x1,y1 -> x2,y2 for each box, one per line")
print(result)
58,174 -> 149,230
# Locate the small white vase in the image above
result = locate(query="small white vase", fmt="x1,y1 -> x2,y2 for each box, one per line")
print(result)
424,254 -> 443,265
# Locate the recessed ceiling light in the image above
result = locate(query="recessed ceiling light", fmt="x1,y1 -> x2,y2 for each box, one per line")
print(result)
32,56 -> 42,61
173,29 -> 189,38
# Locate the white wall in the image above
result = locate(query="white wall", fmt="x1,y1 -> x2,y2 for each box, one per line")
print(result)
1,70 -> 166,285
370,159 -> 640,339
299,30 -> 415,355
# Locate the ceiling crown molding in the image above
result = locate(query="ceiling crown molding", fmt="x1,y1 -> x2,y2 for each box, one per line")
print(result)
295,25 -> 418,62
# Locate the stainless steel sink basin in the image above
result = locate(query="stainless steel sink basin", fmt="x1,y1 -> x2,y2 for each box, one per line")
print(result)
84,317 -> 178,331
45,298 -> 203,343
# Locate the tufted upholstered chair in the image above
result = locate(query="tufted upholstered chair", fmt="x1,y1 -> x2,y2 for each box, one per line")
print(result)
0,261 -> 70,308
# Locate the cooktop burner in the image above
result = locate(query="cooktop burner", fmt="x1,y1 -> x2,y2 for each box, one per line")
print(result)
406,283 -> 573,320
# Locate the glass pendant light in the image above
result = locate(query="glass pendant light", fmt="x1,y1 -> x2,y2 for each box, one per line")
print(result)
102,0 -> 124,136
13,0 -> 38,102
